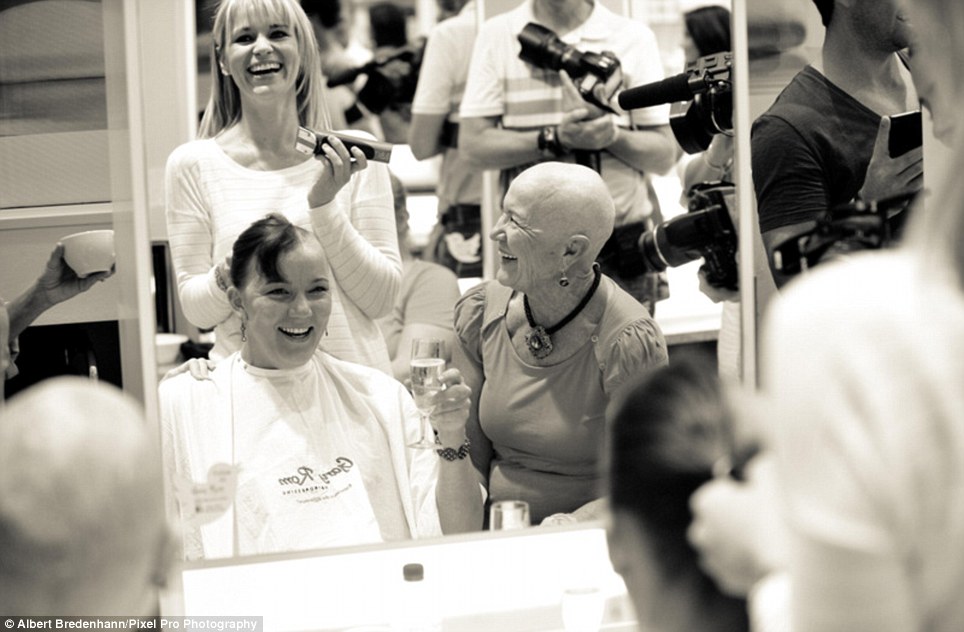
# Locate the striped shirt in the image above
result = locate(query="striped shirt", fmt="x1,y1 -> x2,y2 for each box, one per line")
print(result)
460,0 -> 670,223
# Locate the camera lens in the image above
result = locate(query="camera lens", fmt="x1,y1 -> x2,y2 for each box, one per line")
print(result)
638,228 -> 669,272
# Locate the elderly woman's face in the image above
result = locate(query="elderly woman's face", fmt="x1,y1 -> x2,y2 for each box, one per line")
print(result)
490,186 -> 564,293
235,237 -> 332,370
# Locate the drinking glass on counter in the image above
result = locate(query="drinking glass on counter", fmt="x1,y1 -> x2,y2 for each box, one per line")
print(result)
409,338 -> 445,449
489,500 -> 531,530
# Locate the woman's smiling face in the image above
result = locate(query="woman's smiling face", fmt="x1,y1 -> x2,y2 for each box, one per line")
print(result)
220,5 -> 301,100
234,236 -> 332,370
489,185 -> 566,294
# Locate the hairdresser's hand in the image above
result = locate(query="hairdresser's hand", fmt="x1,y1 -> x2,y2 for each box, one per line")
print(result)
429,368 -> 472,445
687,455 -> 786,597
308,134 -> 369,207
858,116 -> 924,203
34,243 -> 114,309
215,254 -> 232,294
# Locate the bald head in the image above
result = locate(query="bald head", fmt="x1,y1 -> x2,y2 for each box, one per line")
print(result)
0,378 -> 171,615
508,163 -> 616,258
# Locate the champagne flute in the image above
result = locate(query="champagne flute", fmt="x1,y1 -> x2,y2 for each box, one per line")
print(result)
409,338 -> 445,449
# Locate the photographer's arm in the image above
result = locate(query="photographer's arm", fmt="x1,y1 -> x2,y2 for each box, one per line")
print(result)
605,124 -> 678,176
558,73 -> 677,175
8,244 -> 111,341
408,113 -> 448,160
460,116 -> 545,170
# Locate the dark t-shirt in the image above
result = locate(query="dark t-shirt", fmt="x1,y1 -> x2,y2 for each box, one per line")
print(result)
752,65 -> 882,233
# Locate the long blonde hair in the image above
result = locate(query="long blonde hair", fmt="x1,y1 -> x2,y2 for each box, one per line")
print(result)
198,0 -> 332,138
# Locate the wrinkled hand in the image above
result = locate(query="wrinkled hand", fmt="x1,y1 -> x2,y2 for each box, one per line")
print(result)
542,498 -> 606,526
307,134 -> 369,207
163,357 -> 216,382
429,368 -> 471,443
858,116 -> 924,203
687,456 -> 786,597
35,243 -> 114,308
541,512 -> 578,526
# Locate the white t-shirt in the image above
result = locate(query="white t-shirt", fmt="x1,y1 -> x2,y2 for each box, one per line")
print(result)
411,1 -> 482,208
160,351 -> 442,560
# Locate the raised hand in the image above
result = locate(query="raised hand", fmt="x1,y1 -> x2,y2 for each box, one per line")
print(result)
307,134 -> 370,207
35,243 -> 114,309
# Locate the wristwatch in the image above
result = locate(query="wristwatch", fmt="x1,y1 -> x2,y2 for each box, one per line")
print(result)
538,126 -> 567,159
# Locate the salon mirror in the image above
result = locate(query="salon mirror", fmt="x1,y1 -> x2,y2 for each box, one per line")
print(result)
158,0 -> 748,564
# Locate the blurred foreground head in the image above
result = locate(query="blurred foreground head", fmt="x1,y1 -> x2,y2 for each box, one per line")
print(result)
606,355 -> 749,631
0,377 -> 174,615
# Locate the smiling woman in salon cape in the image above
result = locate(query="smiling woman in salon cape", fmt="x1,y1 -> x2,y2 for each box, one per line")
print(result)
160,215 -> 481,560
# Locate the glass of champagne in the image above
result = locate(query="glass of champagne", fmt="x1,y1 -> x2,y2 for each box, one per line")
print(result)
409,338 -> 445,449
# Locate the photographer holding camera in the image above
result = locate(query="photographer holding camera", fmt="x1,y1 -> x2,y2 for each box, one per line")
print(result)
458,0 -> 677,314
752,0 -> 922,289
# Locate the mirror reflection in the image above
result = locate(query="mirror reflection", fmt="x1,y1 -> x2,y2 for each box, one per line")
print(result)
746,0 -> 922,309
1,0 -> 741,571
172,0 -> 738,561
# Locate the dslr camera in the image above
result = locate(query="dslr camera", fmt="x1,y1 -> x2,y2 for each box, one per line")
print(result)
517,22 -> 622,112
617,52 -> 732,154
326,41 -> 425,114
771,191 -> 915,277
638,181 -> 738,291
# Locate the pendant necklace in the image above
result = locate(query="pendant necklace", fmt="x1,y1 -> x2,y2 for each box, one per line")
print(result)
523,266 -> 601,359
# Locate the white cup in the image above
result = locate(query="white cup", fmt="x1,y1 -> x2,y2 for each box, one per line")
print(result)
561,586 -> 605,632
61,229 -> 115,278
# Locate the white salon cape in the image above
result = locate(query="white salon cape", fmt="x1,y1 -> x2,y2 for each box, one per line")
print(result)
160,350 -> 442,560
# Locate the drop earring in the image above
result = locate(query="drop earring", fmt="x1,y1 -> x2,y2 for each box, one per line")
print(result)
240,320 -> 247,342
558,272 -> 570,287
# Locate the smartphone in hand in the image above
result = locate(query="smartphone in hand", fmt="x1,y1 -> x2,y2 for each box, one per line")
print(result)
888,110 -> 923,158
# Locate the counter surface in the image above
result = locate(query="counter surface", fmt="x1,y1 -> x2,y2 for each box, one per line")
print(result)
166,525 -> 639,632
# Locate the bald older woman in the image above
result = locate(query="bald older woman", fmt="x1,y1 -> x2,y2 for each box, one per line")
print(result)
454,163 -> 668,525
